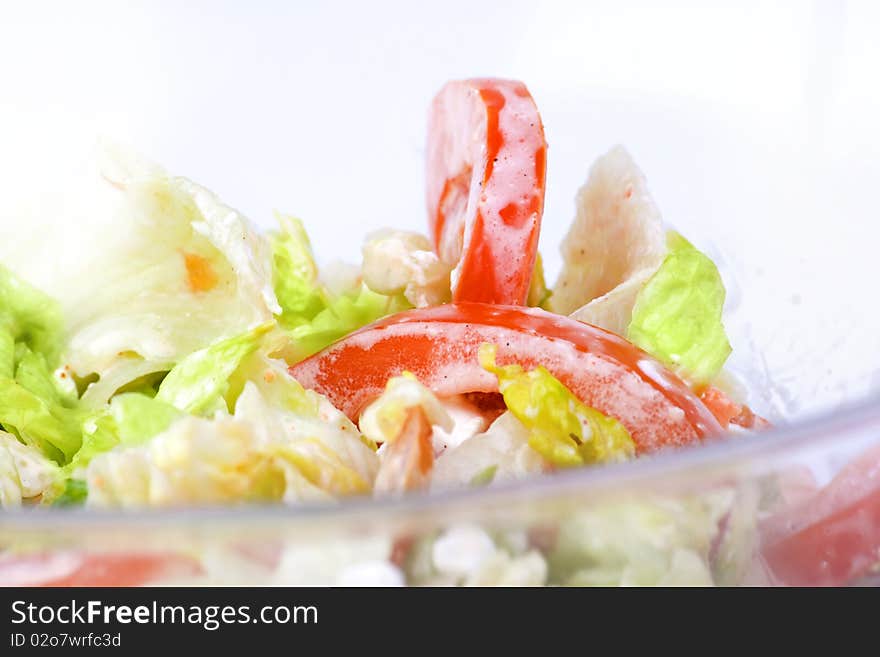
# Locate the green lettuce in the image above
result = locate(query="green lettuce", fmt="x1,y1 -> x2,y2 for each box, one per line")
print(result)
627,232 -> 731,384
0,265 -> 81,463
271,214 -> 328,328
83,374 -> 379,507
270,217 -> 413,363
479,344 -> 634,468
110,393 -> 181,446
0,264 -> 64,368
156,323 -> 273,414
284,284 -> 410,363
0,344 -> 83,464
68,411 -> 120,473
51,478 -> 88,507
14,148 -> 281,408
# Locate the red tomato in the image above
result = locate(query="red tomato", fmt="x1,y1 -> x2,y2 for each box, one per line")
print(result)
761,445 -> 880,586
289,303 -> 722,454
700,386 -> 771,430
0,551 -> 202,587
426,79 -> 547,305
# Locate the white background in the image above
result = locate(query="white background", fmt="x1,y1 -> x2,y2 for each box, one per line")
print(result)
0,0 -> 878,417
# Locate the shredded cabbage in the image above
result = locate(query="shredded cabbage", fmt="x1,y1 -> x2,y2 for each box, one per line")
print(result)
156,323 -> 273,414
547,496 -> 730,586
271,214 -> 329,329
35,146 -> 281,405
479,343 -> 635,468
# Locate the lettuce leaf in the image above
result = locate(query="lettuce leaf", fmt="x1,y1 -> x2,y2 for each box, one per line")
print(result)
51,478 -> 88,507
84,378 -> 378,507
0,378 -> 82,463
627,232 -> 731,384
479,344 -> 634,468
14,146 -> 281,407
67,411 -> 118,473
0,264 -> 64,368
271,214 -> 328,328
271,215 -> 416,363
110,393 -> 181,446
270,220 -> 416,363
432,412 -> 545,490
84,414 -> 290,507
233,363 -> 378,496
156,323 -> 272,414
284,284 -> 410,363
0,265 -> 80,463
527,253 -> 552,309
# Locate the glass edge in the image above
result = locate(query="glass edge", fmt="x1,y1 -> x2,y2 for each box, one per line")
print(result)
3,390 -> 880,532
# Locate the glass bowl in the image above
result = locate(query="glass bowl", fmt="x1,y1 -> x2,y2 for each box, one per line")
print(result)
1,2 -> 878,586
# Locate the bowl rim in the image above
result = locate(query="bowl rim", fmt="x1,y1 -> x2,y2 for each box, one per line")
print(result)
3,391 -> 880,532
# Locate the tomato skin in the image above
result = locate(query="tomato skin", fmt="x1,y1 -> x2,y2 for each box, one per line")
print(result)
700,386 -> 771,431
289,303 -> 722,454
0,552 -> 202,587
763,491 -> 880,586
427,79 -> 547,305
761,445 -> 880,586
700,386 -> 742,428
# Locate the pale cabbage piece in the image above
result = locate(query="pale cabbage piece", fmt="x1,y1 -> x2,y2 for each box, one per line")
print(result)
85,415 -> 283,507
551,146 -> 666,328
235,383 -> 378,499
431,412 -> 545,490
405,524 -> 548,586
276,536 -> 399,586
232,352 -> 380,491
547,495 -> 732,586
0,431 -> 61,507
570,268 -> 656,337
464,550 -> 548,586
361,229 -> 452,308
34,144 -> 279,403
430,395 -> 492,453
270,214 -> 327,329
84,374 -> 379,507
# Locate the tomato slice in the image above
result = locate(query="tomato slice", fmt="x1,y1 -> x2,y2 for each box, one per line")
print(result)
700,386 -> 771,430
761,445 -> 880,586
426,79 -> 547,305
0,551 -> 202,587
289,303 -> 722,454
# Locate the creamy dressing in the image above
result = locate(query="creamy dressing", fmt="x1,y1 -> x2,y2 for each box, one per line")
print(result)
430,394 -> 493,454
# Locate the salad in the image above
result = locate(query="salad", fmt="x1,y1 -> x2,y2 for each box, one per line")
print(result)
1,78 -> 875,586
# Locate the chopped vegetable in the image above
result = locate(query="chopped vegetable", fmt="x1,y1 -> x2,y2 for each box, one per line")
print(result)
479,343 -> 634,467
553,146 -> 665,326
627,232 -> 731,384
290,303 -> 722,453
